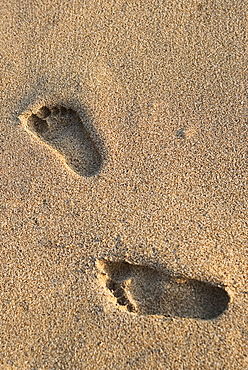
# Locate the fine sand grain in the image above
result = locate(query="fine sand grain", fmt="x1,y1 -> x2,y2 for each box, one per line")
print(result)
0,1 -> 247,369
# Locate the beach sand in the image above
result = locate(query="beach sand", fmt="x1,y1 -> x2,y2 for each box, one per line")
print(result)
0,1 -> 247,368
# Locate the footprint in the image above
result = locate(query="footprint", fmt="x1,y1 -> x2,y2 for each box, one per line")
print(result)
96,260 -> 230,320
20,105 -> 103,177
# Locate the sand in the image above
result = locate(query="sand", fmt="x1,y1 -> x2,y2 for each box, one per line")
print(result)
0,1 -> 247,369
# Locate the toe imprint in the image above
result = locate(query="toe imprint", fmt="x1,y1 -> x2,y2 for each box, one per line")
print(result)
20,105 -> 103,177
97,259 -> 230,320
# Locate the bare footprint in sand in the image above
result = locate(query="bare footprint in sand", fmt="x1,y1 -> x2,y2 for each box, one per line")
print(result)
20,105 -> 103,177
97,260 -> 230,320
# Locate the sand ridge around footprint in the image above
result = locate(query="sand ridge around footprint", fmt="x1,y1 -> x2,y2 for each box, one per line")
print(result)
97,260 -> 230,320
19,105 -> 103,177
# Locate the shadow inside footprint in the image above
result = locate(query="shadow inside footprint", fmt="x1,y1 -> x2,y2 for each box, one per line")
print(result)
97,260 -> 230,320
23,105 -> 103,177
